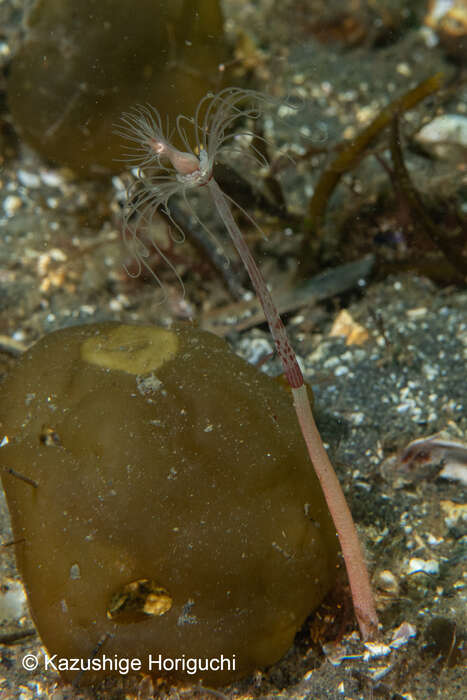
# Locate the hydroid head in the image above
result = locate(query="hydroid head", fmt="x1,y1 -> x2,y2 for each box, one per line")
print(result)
115,88 -> 279,295
116,104 -> 202,177
116,87 -> 276,179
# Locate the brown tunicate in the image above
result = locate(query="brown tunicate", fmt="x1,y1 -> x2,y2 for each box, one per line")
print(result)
0,323 -> 338,686
7,0 -> 225,173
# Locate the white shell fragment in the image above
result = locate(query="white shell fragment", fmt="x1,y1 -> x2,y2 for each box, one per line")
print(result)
406,558 -> 440,575
320,624 -> 418,687
416,115 -> 467,159
17,169 -> 41,188
375,569 -> 399,595
3,194 -> 23,217
363,641 -> 391,661
390,621 -> 417,649
440,500 -> 467,528
0,578 -> 28,625
367,664 -> 393,681
417,115 -> 467,147
321,635 -> 362,666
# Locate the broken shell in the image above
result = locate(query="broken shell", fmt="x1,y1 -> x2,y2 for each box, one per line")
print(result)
329,309 -> 369,345
393,432 -> 467,487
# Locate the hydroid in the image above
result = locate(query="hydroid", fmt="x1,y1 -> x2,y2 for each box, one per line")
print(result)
115,88 -> 274,293
117,87 -> 379,641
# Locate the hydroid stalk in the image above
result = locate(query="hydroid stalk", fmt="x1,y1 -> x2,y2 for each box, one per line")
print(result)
207,176 -> 378,640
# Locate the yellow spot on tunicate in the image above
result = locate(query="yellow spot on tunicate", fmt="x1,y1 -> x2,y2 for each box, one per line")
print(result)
107,578 -> 172,622
80,325 -> 178,375
143,591 -> 172,616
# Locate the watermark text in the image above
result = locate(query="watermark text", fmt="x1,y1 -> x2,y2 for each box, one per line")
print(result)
22,652 -> 236,676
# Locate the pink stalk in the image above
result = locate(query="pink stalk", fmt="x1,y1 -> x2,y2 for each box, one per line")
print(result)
207,177 -> 379,641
